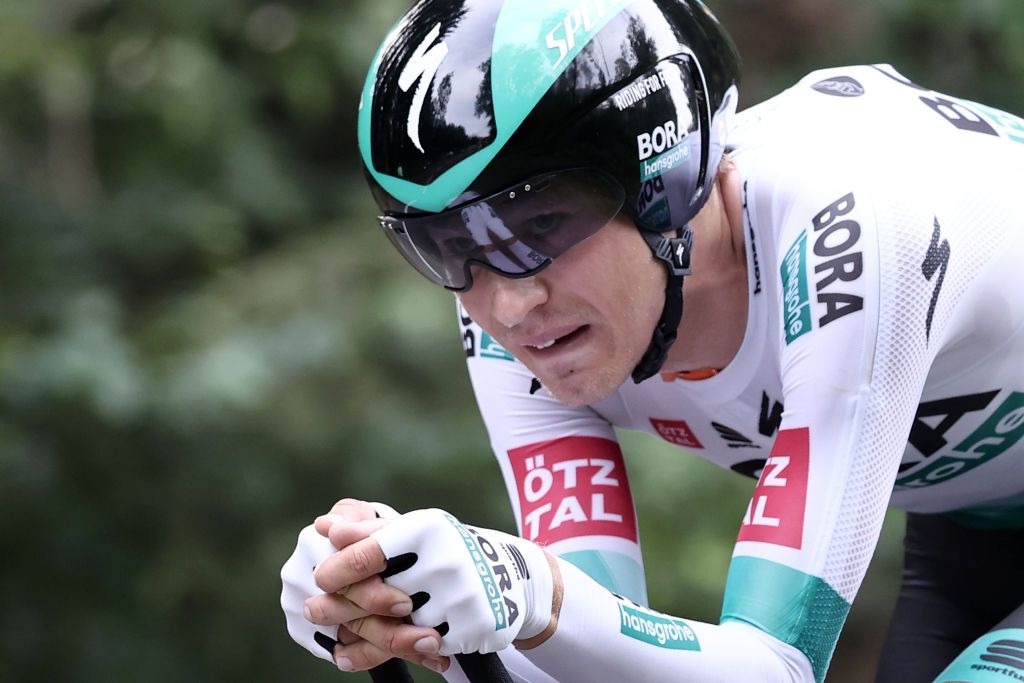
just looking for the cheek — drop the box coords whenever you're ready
[456,271,493,324]
[611,246,666,348]
[559,237,664,352]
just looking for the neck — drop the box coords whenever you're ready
[661,163,748,373]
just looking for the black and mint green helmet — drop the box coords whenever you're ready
[359,0,740,380]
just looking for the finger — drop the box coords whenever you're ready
[315,499,378,536]
[327,518,388,551]
[324,635,450,675]
[336,624,361,646]
[331,498,377,519]
[305,593,369,626]
[335,638,449,673]
[313,515,340,538]
[334,625,450,675]
[313,518,386,549]
[314,536,387,593]
[346,615,443,657]
[346,575,415,617]
[306,576,413,623]
[331,637,391,672]
[420,655,451,675]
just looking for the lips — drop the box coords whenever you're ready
[520,324,583,351]
[516,327,595,367]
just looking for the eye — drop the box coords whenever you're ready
[527,212,565,236]
[443,236,479,256]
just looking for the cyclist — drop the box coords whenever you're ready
[280,1,1024,680]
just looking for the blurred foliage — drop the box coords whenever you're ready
[0,0,1021,681]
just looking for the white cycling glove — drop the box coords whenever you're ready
[280,501,401,662]
[281,524,337,662]
[371,508,554,656]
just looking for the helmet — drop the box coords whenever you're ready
[359,0,740,380]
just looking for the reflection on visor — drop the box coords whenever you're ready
[379,168,626,291]
[459,204,540,273]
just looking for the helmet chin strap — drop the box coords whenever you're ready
[631,226,694,383]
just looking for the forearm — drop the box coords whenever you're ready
[521,559,814,683]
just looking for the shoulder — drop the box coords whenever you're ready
[730,63,963,155]
[731,65,941,260]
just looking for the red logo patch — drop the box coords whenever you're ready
[508,437,637,545]
[737,427,809,549]
[650,418,704,449]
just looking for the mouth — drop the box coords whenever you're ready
[523,325,590,354]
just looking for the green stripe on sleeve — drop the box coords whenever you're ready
[559,549,649,607]
[720,556,851,683]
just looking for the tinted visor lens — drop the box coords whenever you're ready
[379,169,626,291]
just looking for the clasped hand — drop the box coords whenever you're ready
[291,500,556,674]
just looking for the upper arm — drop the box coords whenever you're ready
[723,173,943,680]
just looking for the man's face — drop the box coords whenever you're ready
[458,214,665,407]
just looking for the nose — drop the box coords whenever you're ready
[489,273,548,328]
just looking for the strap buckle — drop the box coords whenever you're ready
[643,226,693,277]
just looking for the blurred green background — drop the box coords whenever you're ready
[1,0,1022,680]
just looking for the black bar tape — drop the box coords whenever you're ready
[456,653,514,683]
[369,658,416,683]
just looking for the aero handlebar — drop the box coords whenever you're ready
[369,653,511,683]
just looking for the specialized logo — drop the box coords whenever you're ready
[811,76,865,98]
[546,0,628,70]
[650,419,703,449]
[669,233,692,272]
[637,120,691,181]
[617,598,701,651]
[737,428,810,549]
[508,437,637,544]
[444,513,520,630]
[898,391,1024,489]
[759,392,785,438]
[398,22,449,153]
[922,217,950,342]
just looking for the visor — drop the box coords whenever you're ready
[378,168,626,290]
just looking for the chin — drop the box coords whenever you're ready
[540,365,631,407]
